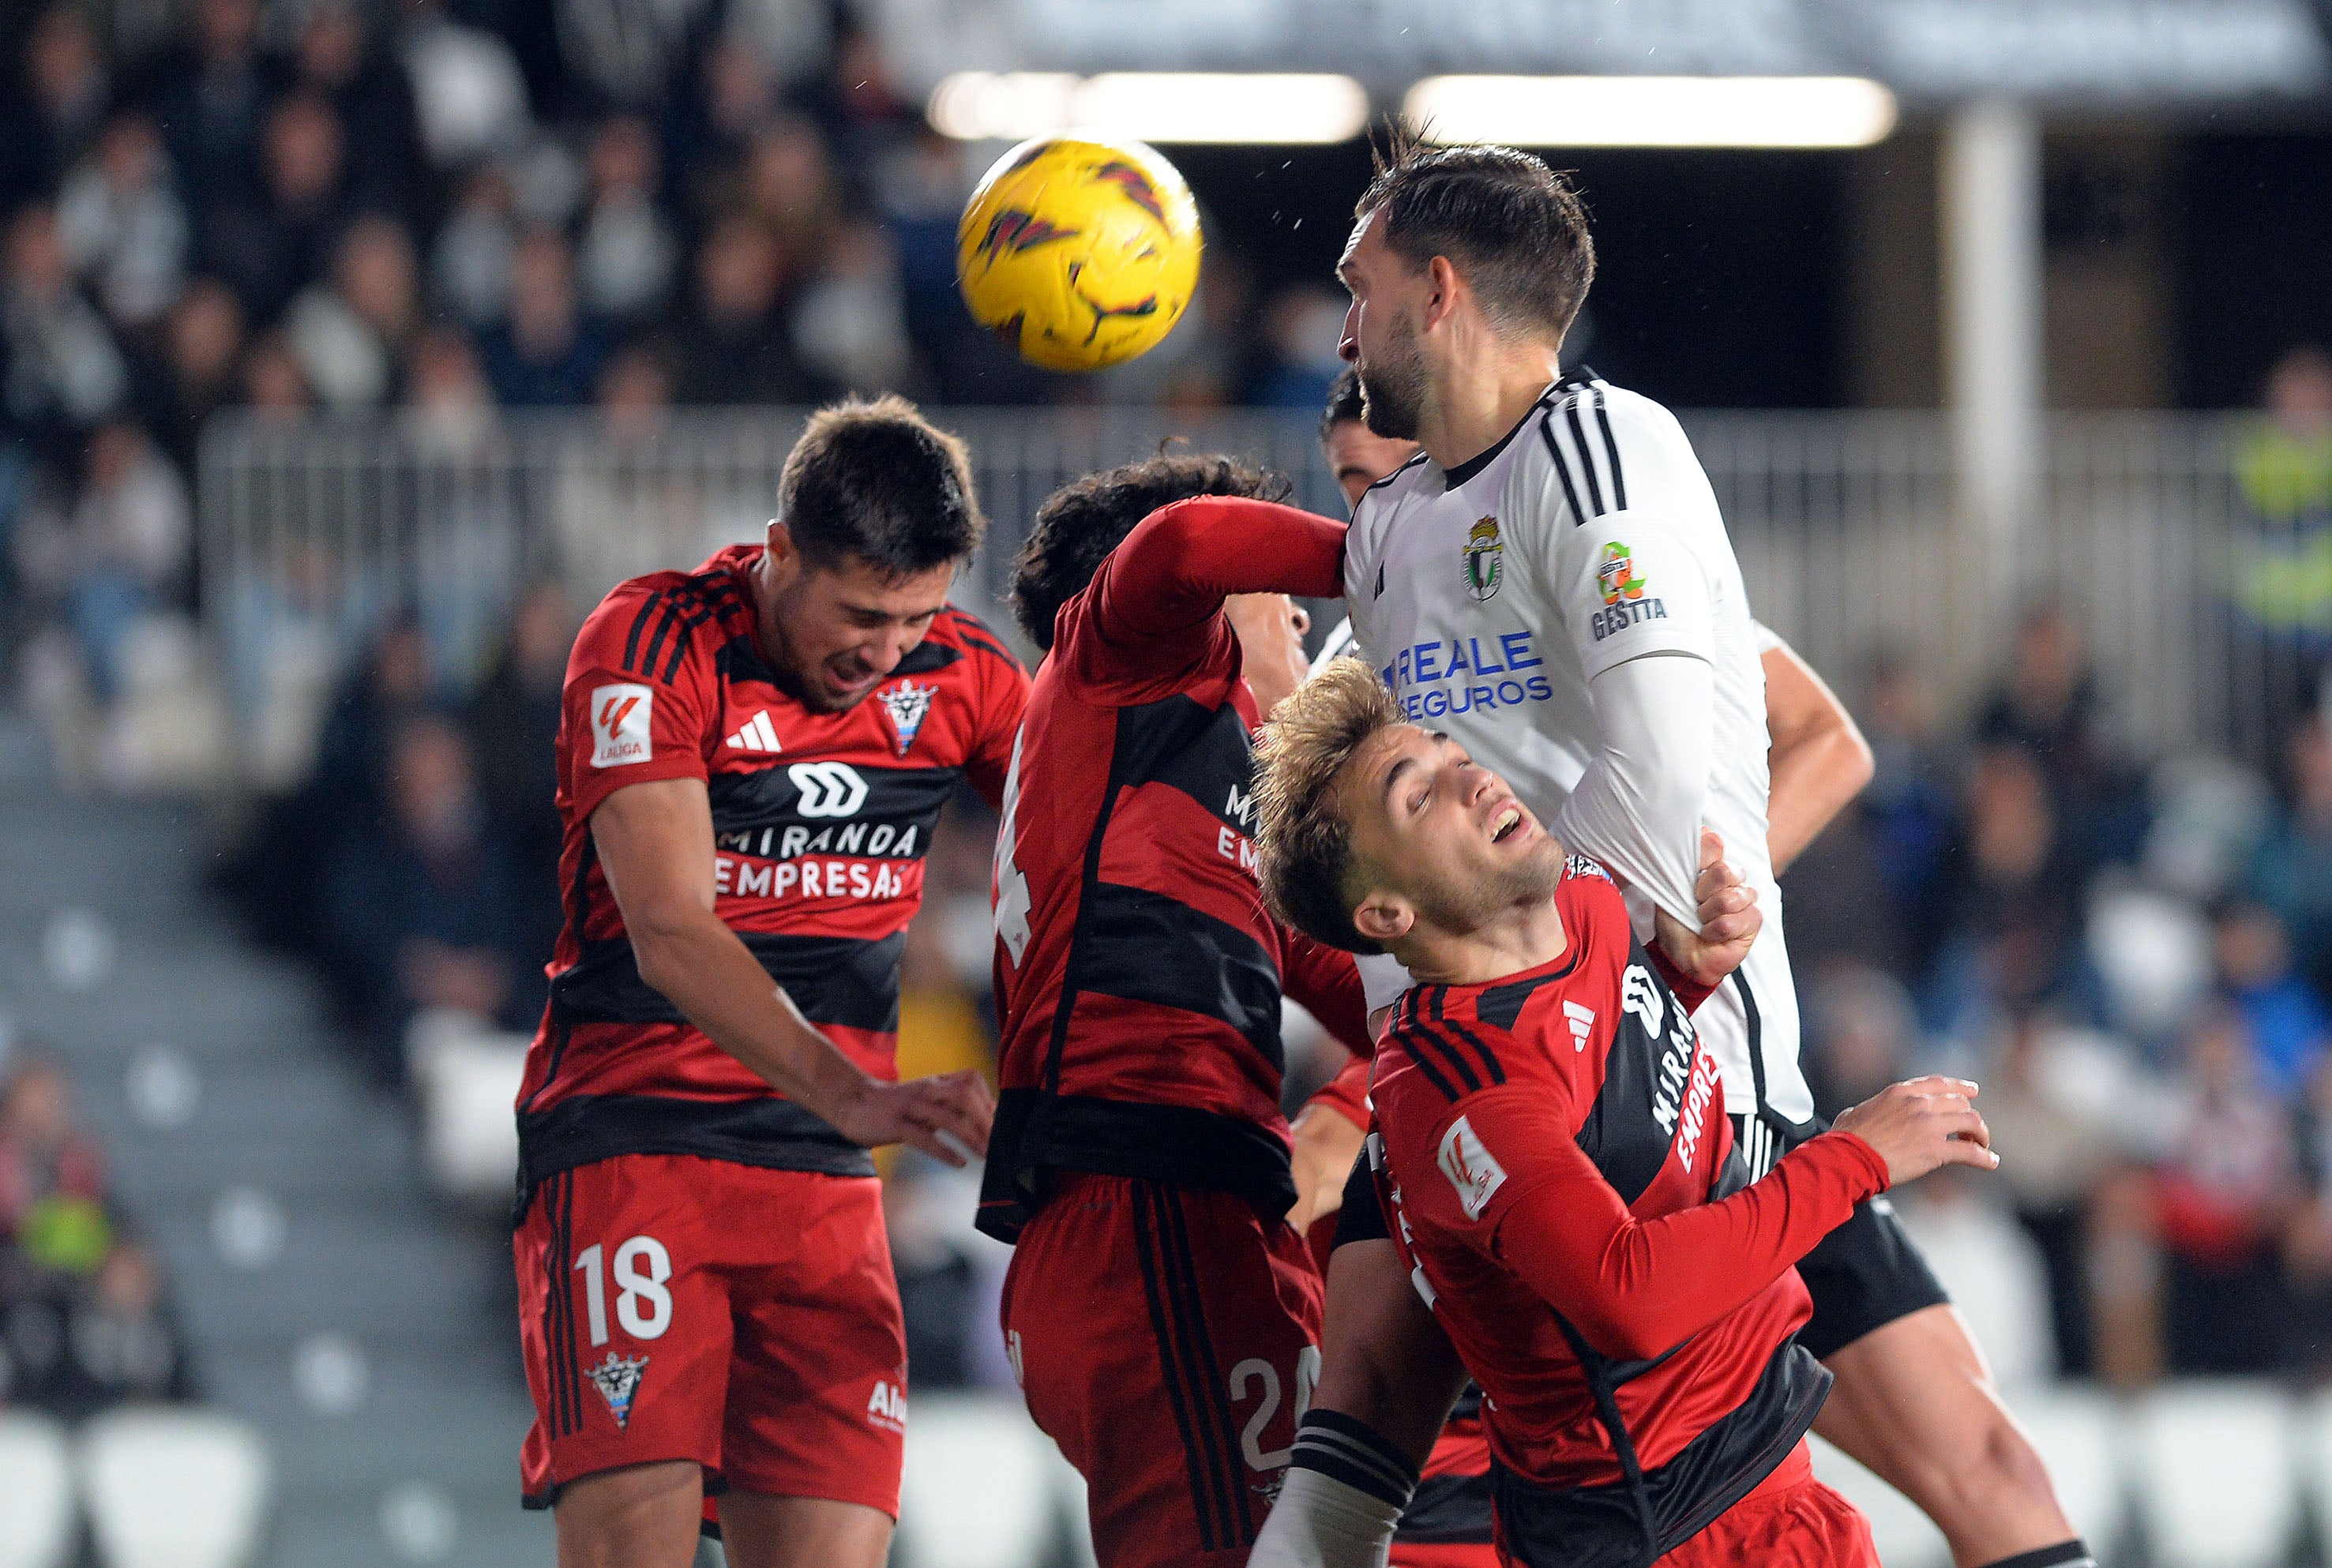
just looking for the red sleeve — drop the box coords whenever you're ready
[1282,932,1373,1058]
[1304,1054,1373,1133]
[1065,497,1346,692]
[1645,946,1718,1015]
[960,632,1031,813]
[1388,1071,1889,1364]
[563,582,716,823]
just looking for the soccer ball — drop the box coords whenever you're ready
[956,137,1202,373]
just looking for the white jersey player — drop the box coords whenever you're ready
[1341,370,1812,1168]
[1252,138,2093,1568]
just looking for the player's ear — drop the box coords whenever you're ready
[1352,887,1414,947]
[764,519,803,587]
[1422,255,1463,332]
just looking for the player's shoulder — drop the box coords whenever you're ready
[1381,985,1545,1105]
[1519,370,1697,527]
[1350,451,1436,530]
[576,555,753,686]
[915,603,1028,681]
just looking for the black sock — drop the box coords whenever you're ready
[1979,1543,2094,1568]
[1286,1409,1421,1510]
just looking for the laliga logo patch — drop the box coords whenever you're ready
[590,684,652,768]
[1462,516,1503,602]
[1436,1114,1508,1221]
[879,681,935,755]
[586,1352,648,1429]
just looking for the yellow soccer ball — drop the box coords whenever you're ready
[956,137,1202,373]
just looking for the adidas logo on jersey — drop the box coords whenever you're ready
[725,711,782,752]
[1564,1001,1595,1052]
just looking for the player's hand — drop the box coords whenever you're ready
[830,1071,996,1166]
[1651,829,1760,987]
[1832,1075,1998,1187]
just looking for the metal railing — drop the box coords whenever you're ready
[198,406,2300,778]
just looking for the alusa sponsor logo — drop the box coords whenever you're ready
[866,1378,908,1433]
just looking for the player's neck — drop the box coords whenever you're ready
[1419,348,1562,474]
[1397,897,1569,987]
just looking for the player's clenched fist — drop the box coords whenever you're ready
[833,1070,997,1165]
[1832,1075,1999,1186]
[1651,827,1761,988]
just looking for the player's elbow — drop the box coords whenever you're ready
[1831,718,1876,796]
[625,906,699,998]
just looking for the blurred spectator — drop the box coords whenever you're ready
[577,115,678,322]
[133,0,274,214]
[740,120,836,283]
[290,1,426,223]
[2236,344,2332,523]
[557,0,715,108]
[464,580,572,977]
[42,1239,198,1418]
[136,279,245,478]
[1249,286,1349,411]
[2151,1004,2302,1372]
[12,422,190,701]
[2,203,130,448]
[239,328,314,419]
[1859,650,1957,975]
[199,92,353,327]
[1973,604,2143,871]
[55,114,190,330]
[668,38,784,217]
[321,711,531,1083]
[597,336,674,434]
[1925,745,2101,1042]
[2251,712,2332,996]
[478,225,607,406]
[397,0,534,169]
[431,165,521,328]
[2213,900,2331,1100]
[400,327,499,456]
[0,1060,110,1270]
[1895,1168,2056,1392]
[4,9,114,212]
[792,219,911,395]
[287,216,422,409]
[1802,962,1917,1120]
[674,212,818,403]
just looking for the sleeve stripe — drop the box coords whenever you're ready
[659,604,722,683]
[1391,1026,1464,1102]
[1538,418,1590,527]
[1564,400,1608,516]
[1591,386,1628,512]
[1429,989,1507,1086]
[620,591,666,674]
[1400,1020,1483,1096]
[637,598,687,681]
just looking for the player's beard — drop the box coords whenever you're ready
[1358,309,1429,441]
[1410,837,1565,936]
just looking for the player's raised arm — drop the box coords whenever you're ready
[1758,626,1874,873]
[591,778,993,1164]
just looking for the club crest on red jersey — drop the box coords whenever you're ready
[879,681,936,754]
[586,1351,648,1428]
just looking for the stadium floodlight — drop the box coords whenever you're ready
[1402,76,1899,149]
[928,72,1370,144]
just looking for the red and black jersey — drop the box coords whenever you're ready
[977,497,1369,1242]
[516,544,1028,1193]
[1363,859,1891,1566]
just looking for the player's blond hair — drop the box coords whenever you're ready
[1252,658,1403,955]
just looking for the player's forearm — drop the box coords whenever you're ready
[631,911,877,1115]
[1102,498,1346,639]
[1550,654,1713,931]
[1503,1130,1889,1362]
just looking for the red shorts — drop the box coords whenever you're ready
[1392,1544,1502,1568]
[1642,1443,1876,1568]
[1001,1174,1324,1568]
[516,1154,907,1516]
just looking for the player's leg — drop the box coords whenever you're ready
[1005,1173,1325,1568]
[1789,1192,2082,1567]
[515,1158,738,1567]
[1812,1303,2078,1566]
[551,1461,705,1568]
[716,1494,892,1568]
[714,1168,906,1568]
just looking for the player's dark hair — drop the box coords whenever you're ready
[1253,658,1403,955]
[1355,125,1594,347]
[1319,366,1368,445]
[1008,451,1291,651]
[777,394,985,578]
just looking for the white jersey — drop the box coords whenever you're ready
[1340,373,1814,1136]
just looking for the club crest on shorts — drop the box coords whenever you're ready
[586,1352,648,1429]
[1463,516,1503,602]
[878,681,935,754]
